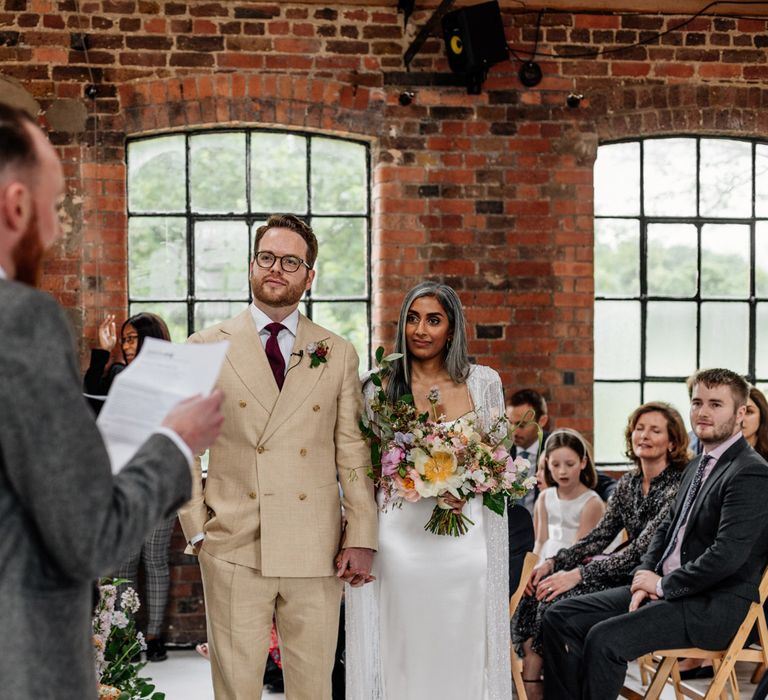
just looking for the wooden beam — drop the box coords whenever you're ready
[294,1,768,17]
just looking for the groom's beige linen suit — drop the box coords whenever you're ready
[178,309,377,700]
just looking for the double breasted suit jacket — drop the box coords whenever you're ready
[178,309,377,577]
[638,437,768,647]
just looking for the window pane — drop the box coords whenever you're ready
[756,144,768,217]
[644,138,696,217]
[757,222,768,297]
[195,301,248,331]
[312,302,368,365]
[700,139,752,218]
[594,142,639,216]
[251,132,307,214]
[190,132,247,214]
[311,138,367,214]
[129,301,187,342]
[127,135,186,213]
[194,221,250,300]
[128,217,186,300]
[594,219,639,297]
[646,302,696,377]
[312,218,367,298]
[644,382,692,433]
[701,224,750,298]
[756,303,768,379]
[700,302,749,374]
[647,223,697,297]
[594,301,640,379]
[594,382,640,463]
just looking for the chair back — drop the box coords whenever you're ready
[509,551,539,619]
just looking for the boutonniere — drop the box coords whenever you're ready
[306,339,330,368]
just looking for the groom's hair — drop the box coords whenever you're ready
[687,368,749,408]
[253,214,318,269]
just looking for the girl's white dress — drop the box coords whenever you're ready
[538,487,601,560]
[345,365,512,700]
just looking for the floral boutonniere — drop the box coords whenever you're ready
[306,338,330,368]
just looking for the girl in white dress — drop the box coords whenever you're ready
[534,429,604,561]
[346,282,512,700]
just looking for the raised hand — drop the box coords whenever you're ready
[98,314,117,352]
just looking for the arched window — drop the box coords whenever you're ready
[594,136,768,466]
[126,129,371,362]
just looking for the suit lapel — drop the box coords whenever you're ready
[260,315,329,444]
[222,309,280,413]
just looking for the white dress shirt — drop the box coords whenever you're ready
[249,303,299,374]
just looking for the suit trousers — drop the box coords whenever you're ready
[199,549,343,700]
[542,586,693,700]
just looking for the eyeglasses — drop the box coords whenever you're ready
[121,334,139,346]
[254,251,311,273]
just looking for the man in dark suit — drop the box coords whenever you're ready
[0,104,224,699]
[542,368,768,700]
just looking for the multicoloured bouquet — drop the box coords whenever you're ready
[92,579,164,700]
[360,349,536,536]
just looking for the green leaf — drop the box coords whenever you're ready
[371,440,381,467]
[375,346,385,364]
[399,393,414,405]
[370,372,382,387]
[483,491,506,516]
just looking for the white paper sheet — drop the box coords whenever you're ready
[96,337,229,473]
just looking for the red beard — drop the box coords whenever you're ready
[11,211,44,287]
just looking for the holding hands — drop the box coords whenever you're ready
[336,547,376,587]
[98,314,117,351]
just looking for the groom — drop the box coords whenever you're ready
[178,214,378,700]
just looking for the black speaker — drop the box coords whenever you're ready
[441,1,508,76]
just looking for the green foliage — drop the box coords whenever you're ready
[483,491,506,516]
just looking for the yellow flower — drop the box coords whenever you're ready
[424,451,456,483]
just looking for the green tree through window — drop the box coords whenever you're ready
[126,130,371,365]
[594,137,768,467]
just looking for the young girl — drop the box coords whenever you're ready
[533,429,605,561]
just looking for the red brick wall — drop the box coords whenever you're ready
[3,0,767,642]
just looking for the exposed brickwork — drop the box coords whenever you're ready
[3,1,768,642]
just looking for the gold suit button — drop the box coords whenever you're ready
[257,446,265,454]
[239,400,247,408]
[248,492,257,499]
[298,493,307,500]
[300,448,307,456]
[313,405,320,412]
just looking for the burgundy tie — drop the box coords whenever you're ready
[264,322,286,390]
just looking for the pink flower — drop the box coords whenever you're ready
[394,472,422,502]
[381,446,404,476]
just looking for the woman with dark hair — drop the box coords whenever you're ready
[512,401,689,699]
[346,281,512,699]
[744,386,768,460]
[83,311,174,663]
[84,312,171,409]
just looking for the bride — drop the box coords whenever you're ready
[346,281,512,699]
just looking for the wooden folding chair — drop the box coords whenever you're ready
[510,552,540,700]
[641,566,768,700]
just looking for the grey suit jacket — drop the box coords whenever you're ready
[0,280,192,699]
[638,437,768,647]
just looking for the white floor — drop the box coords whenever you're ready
[140,650,285,700]
[144,650,761,700]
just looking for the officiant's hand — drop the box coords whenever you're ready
[335,547,375,587]
[163,390,224,456]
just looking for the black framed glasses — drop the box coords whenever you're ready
[254,251,311,273]
[121,334,139,346]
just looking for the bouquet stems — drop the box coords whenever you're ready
[424,503,475,536]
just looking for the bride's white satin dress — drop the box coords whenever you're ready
[346,365,512,700]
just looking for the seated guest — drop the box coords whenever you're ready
[507,389,550,514]
[513,402,687,698]
[542,368,768,700]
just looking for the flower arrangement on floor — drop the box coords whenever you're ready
[93,579,165,700]
[360,348,537,536]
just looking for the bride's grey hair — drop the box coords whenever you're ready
[385,281,470,403]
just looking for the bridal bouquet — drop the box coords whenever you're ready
[360,349,536,536]
[92,579,165,700]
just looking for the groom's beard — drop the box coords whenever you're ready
[11,211,45,287]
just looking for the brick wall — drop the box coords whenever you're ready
[3,0,768,642]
